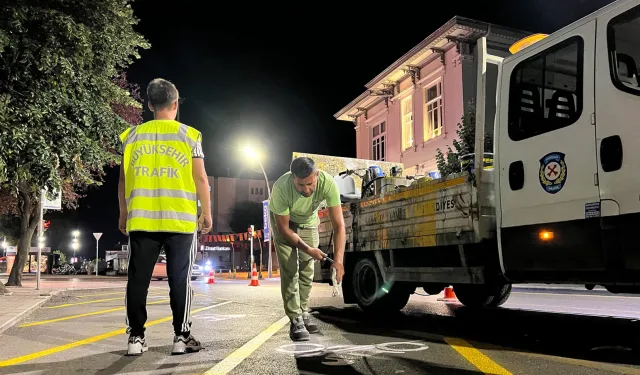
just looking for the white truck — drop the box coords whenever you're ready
[314,0,640,312]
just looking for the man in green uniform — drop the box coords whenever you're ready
[270,157,346,341]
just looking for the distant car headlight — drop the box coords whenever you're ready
[192,265,202,271]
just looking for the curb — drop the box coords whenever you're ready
[0,290,61,335]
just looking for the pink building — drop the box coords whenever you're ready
[335,17,530,177]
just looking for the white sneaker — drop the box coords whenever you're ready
[171,334,203,355]
[127,335,148,356]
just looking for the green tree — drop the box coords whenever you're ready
[229,201,264,234]
[0,0,149,290]
[53,250,67,265]
[435,101,493,177]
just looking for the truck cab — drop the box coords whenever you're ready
[497,0,640,291]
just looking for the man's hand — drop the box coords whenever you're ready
[118,212,128,236]
[331,261,345,283]
[199,214,213,234]
[305,247,327,261]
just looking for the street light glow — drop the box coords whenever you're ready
[72,230,80,237]
[243,145,259,160]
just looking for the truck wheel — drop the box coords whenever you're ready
[454,283,512,308]
[488,283,512,307]
[352,258,411,313]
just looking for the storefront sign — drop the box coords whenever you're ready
[201,245,232,252]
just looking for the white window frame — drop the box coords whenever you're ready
[371,121,387,161]
[401,95,414,150]
[424,79,443,141]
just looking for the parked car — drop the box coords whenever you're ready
[152,256,203,281]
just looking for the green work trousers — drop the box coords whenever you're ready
[273,220,319,321]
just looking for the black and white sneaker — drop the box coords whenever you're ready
[127,335,148,356]
[171,334,203,355]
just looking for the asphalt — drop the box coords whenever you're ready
[0,279,639,374]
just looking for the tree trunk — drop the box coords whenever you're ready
[6,189,39,287]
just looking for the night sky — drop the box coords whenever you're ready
[45,0,614,258]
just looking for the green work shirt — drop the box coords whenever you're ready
[270,170,341,227]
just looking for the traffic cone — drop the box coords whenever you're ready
[207,270,215,284]
[437,286,458,302]
[249,263,260,287]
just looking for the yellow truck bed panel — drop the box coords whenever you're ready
[318,175,477,251]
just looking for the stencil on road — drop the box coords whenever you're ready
[276,341,429,365]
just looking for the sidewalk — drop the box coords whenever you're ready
[0,288,58,334]
[0,275,128,334]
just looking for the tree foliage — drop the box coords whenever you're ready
[229,201,264,234]
[435,102,493,177]
[0,0,149,287]
[53,249,67,265]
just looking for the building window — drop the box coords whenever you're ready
[424,81,443,141]
[608,5,640,96]
[372,121,386,161]
[401,95,413,150]
[508,36,584,141]
[260,188,264,195]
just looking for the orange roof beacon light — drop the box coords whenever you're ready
[509,33,549,55]
[539,230,554,241]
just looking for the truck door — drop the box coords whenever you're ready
[595,1,640,279]
[498,20,605,281]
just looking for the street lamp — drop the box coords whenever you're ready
[242,145,273,278]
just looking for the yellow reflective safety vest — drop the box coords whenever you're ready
[120,120,202,234]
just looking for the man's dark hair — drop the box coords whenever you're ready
[290,157,317,178]
[147,78,179,110]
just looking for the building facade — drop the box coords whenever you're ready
[335,17,530,177]
[210,177,274,233]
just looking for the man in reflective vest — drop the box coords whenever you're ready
[118,78,212,356]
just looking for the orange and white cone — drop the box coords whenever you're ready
[207,270,215,284]
[249,263,260,287]
[437,286,458,302]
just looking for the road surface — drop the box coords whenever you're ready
[0,278,639,374]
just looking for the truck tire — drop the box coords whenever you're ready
[454,282,511,308]
[488,283,512,307]
[352,258,411,313]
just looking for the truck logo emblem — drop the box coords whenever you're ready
[539,152,567,194]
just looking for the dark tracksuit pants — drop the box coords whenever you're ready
[126,231,197,337]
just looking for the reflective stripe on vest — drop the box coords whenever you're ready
[120,120,201,234]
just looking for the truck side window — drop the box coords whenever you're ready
[608,5,640,94]
[508,37,584,141]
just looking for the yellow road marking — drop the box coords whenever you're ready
[444,337,512,375]
[46,294,166,309]
[76,291,126,298]
[0,301,233,367]
[75,286,168,298]
[19,299,171,328]
[478,341,640,375]
[203,316,289,375]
